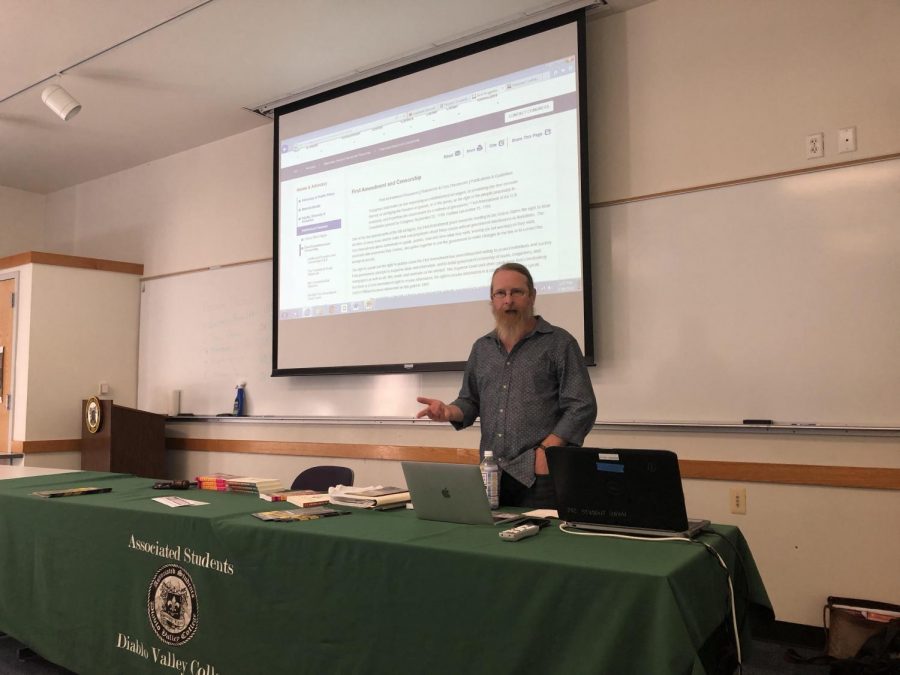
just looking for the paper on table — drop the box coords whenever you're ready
[153,496,209,508]
[523,508,558,519]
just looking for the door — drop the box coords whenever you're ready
[0,278,15,453]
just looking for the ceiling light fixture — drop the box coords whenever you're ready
[41,83,82,121]
[0,0,216,112]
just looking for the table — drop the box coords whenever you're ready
[0,470,771,675]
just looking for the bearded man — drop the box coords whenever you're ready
[416,262,596,508]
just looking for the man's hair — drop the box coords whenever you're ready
[491,262,534,293]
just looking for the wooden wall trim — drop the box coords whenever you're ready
[22,437,900,489]
[166,437,478,464]
[0,251,143,275]
[18,439,82,453]
[679,460,900,490]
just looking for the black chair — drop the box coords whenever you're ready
[290,465,354,491]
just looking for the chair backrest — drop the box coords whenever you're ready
[290,465,354,491]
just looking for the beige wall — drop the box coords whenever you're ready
[23,0,900,625]
[44,125,271,278]
[587,0,900,201]
[0,186,44,256]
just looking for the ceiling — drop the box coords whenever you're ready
[0,0,647,195]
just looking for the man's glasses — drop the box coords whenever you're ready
[491,288,528,300]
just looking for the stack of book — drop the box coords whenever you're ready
[195,473,240,491]
[225,477,284,495]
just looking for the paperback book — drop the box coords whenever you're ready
[330,486,410,509]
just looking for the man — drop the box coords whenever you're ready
[416,262,596,508]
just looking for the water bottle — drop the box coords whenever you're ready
[480,451,500,510]
[232,382,246,416]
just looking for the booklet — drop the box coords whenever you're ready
[252,506,350,522]
[32,486,112,498]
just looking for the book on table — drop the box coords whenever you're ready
[330,486,411,509]
[224,477,285,495]
[258,489,331,507]
[284,491,331,507]
[195,473,241,491]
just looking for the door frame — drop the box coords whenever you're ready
[0,271,20,456]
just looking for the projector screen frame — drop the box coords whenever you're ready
[272,10,593,377]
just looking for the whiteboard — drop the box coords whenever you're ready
[137,262,423,417]
[139,158,900,425]
[590,158,900,425]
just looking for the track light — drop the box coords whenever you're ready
[41,84,82,121]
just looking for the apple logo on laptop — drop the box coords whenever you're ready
[441,487,451,498]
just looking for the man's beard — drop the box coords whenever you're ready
[493,305,534,344]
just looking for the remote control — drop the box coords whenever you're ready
[499,523,541,541]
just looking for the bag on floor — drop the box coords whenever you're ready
[829,619,900,675]
[826,597,900,660]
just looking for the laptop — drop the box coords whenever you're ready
[546,447,710,538]
[401,462,526,526]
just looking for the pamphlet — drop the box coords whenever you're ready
[32,486,112,498]
[252,506,350,522]
[523,508,559,519]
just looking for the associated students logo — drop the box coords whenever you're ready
[147,564,199,645]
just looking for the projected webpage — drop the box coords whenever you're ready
[277,57,582,321]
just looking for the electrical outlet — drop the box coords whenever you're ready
[729,487,747,515]
[806,132,824,159]
[839,126,857,153]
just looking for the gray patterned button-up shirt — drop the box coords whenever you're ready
[450,316,597,487]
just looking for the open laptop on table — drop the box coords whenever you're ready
[401,462,527,526]
[546,447,709,538]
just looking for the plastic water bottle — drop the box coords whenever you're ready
[232,382,246,416]
[480,451,500,510]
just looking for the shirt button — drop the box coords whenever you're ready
[502,384,507,389]
[506,361,511,366]
[499,408,504,413]
[497,433,503,438]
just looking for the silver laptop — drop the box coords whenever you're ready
[547,447,710,538]
[401,462,525,526]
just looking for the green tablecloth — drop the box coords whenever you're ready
[0,471,771,675]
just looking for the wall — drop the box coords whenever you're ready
[34,0,900,625]
[587,0,900,201]
[0,186,44,256]
[44,125,271,278]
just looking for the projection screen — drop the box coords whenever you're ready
[273,12,592,375]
